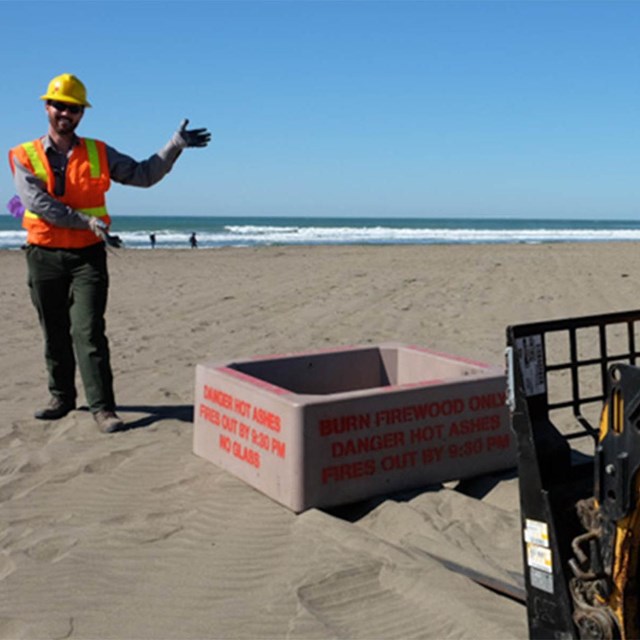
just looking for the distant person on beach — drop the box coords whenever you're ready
[8,73,211,433]
[190,232,198,249]
[150,232,156,248]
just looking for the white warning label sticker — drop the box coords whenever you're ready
[524,518,549,548]
[527,543,552,573]
[515,335,545,397]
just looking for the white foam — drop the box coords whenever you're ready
[3,224,640,250]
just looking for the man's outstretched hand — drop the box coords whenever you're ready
[177,119,211,148]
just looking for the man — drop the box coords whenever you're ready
[8,73,210,433]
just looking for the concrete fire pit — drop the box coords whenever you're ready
[193,343,514,512]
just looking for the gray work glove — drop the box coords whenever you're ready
[87,216,108,240]
[176,119,211,148]
[86,216,123,248]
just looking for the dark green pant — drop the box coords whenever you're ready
[26,243,115,413]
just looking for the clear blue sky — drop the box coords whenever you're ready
[2,0,639,219]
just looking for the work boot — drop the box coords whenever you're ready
[34,396,76,420]
[93,410,125,434]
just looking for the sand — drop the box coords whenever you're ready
[2,242,639,639]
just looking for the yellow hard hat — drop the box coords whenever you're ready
[40,73,91,107]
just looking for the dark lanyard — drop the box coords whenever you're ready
[46,149,69,197]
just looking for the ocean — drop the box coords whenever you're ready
[2,215,640,250]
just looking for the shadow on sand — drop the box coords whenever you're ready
[325,467,518,522]
[113,404,194,431]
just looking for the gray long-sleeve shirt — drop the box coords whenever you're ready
[12,131,187,229]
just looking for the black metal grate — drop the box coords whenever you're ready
[509,310,640,441]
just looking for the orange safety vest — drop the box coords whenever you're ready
[8,137,111,249]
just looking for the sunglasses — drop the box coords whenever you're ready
[48,100,84,115]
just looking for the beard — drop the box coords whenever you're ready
[48,111,80,136]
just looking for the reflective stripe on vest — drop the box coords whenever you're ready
[21,141,48,183]
[85,138,101,179]
[23,205,107,220]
